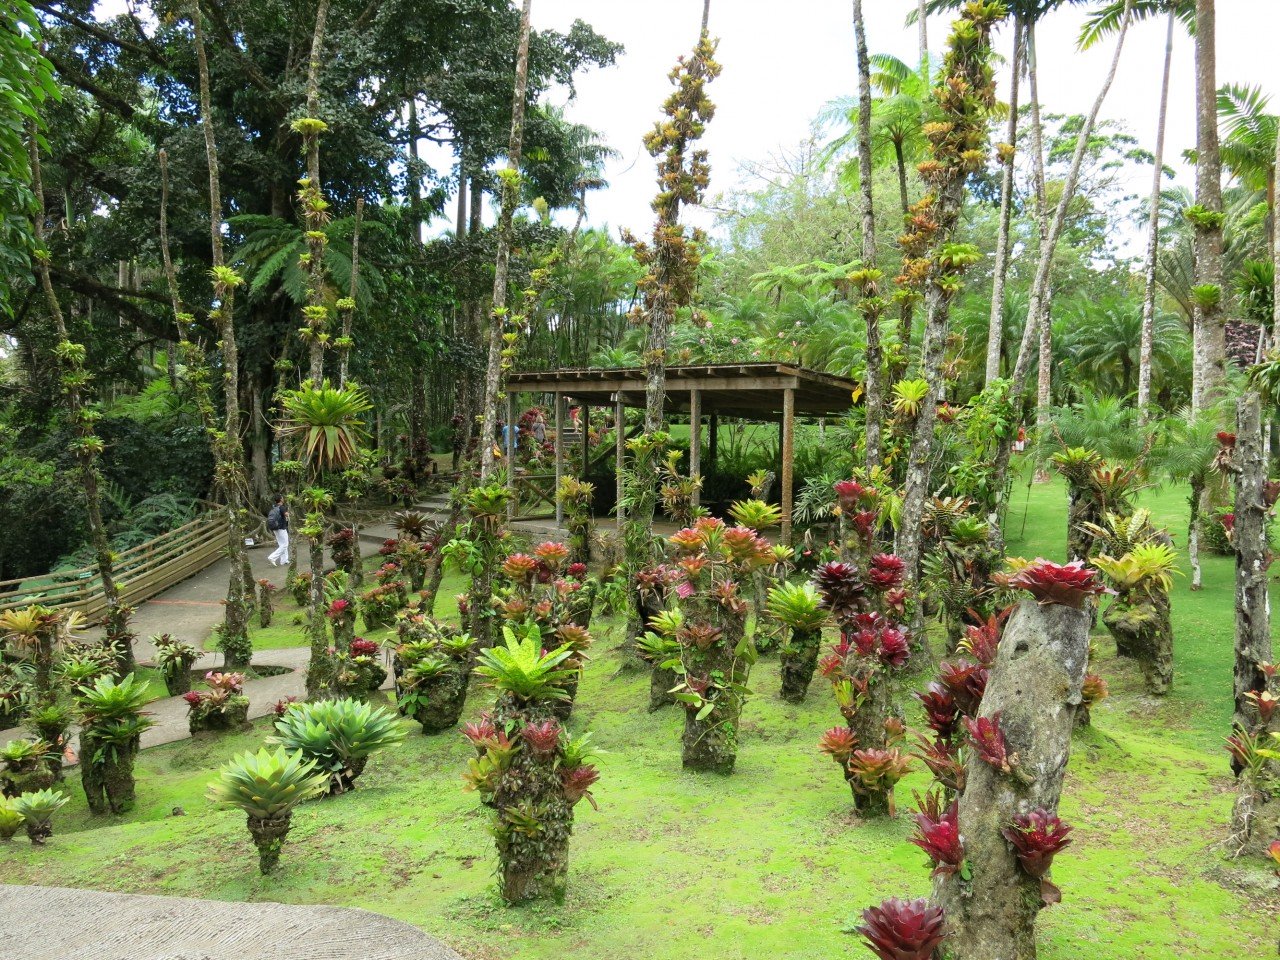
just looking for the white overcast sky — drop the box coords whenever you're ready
[516,0,1280,242]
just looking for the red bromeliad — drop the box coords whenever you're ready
[520,719,561,755]
[1008,559,1110,610]
[560,763,600,809]
[1001,809,1073,878]
[867,553,905,590]
[915,682,960,740]
[856,897,947,960]
[910,797,964,877]
[965,712,1016,774]
[818,726,858,763]
[939,661,988,717]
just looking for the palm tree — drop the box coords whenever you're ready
[1191,0,1226,415]
[1082,1,1195,419]
[1071,296,1188,397]
[1217,83,1278,346]
[1151,408,1225,590]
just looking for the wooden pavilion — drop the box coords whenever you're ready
[503,363,860,543]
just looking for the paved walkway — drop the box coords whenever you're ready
[0,885,462,960]
[0,527,398,754]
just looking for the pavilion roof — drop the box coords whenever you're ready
[504,363,858,419]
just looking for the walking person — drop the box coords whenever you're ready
[266,495,289,567]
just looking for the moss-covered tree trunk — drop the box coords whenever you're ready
[779,628,822,703]
[1102,586,1173,694]
[681,608,748,775]
[933,599,1090,960]
[847,668,896,816]
[248,814,293,874]
[78,733,139,815]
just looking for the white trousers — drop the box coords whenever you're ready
[268,528,289,565]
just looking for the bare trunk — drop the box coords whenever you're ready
[984,17,1023,387]
[917,0,928,84]
[1028,26,1052,484]
[1191,0,1226,415]
[1137,14,1175,421]
[991,5,1133,533]
[479,0,533,481]
[190,0,253,666]
[852,0,882,472]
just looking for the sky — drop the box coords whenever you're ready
[493,0,1280,244]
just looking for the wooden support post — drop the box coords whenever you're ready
[554,391,564,529]
[708,412,719,475]
[689,389,702,507]
[781,388,795,545]
[580,404,590,477]
[615,395,626,524]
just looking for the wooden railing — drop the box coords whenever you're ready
[513,472,558,519]
[0,512,231,618]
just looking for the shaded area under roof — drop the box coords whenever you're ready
[505,363,859,419]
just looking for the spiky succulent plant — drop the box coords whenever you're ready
[474,627,576,702]
[765,581,827,633]
[12,787,68,844]
[268,697,404,792]
[207,747,328,821]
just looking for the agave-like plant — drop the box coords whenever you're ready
[728,498,784,532]
[207,746,329,874]
[474,627,576,703]
[891,378,930,418]
[0,796,23,840]
[12,787,69,844]
[767,581,828,704]
[75,673,155,814]
[277,381,372,471]
[268,697,404,793]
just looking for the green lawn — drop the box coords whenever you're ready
[5,471,1275,959]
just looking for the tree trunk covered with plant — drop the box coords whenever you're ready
[394,616,475,734]
[620,17,720,645]
[1103,584,1172,689]
[25,129,128,675]
[814,556,911,817]
[189,0,254,668]
[467,632,601,904]
[933,597,1089,960]
[76,674,154,816]
[1232,392,1273,734]
[851,0,883,472]
[766,581,827,704]
[893,2,1002,595]
[667,519,772,775]
[479,0,533,481]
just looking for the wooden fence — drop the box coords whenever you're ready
[0,512,232,618]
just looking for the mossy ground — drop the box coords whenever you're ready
[5,469,1276,959]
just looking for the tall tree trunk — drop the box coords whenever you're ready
[894,6,1001,606]
[1028,25,1053,484]
[302,0,333,386]
[337,197,363,388]
[987,4,1134,539]
[1137,13,1175,422]
[190,0,254,668]
[1232,391,1272,735]
[1191,0,1226,415]
[1272,126,1280,350]
[852,0,883,472]
[984,16,1023,387]
[479,0,533,481]
[916,0,928,83]
[27,128,125,667]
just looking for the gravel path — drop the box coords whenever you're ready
[0,885,463,960]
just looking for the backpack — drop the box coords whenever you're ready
[266,504,284,532]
